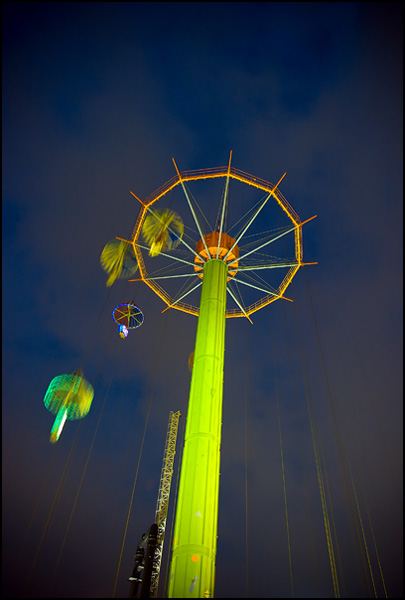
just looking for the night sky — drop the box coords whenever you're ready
[2,2,403,598]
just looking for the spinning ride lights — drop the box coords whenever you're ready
[43,371,94,443]
[112,303,144,338]
[100,238,139,287]
[142,208,184,257]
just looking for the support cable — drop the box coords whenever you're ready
[304,271,381,597]
[328,307,389,598]
[49,376,113,591]
[349,467,378,598]
[22,283,124,594]
[132,242,197,269]
[360,477,388,598]
[226,285,252,323]
[301,289,346,598]
[47,278,135,594]
[275,378,294,597]
[112,312,170,597]
[162,280,202,312]
[216,151,232,259]
[147,258,196,278]
[238,229,289,253]
[228,216,316,269]
[282,301,320,596]
[172,158,211,259]
[19,208,140,595]
[22,420,84,595]
[313,401,346,598]
[182,180,213,233]
[9,444,61,589]
[270,327,294,597]
[228,278,247,315]
[244,343,250,598]
[227,194,267,238]
[343,389,389,598]
[292,304,340,598]
[334,283,396,597]
[223,173,286,263]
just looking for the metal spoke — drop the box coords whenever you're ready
[163,280,203,310]
[130,191,199,257]
[146,259,192,278]
[229,215,316,267]
[243,268,278,292]
[236,262,299,271]
[133,242,197,268]
[222,192,273,261]
[181,226,201,245]
[235,261,317,272]
[232,276,293,301]
[223,172,286,262]
[217,151,232,259]
[239,225,287,242]
[193,192,213,232]
[173,158,210,259]
[228,223,297,266]
[227,285,253,323]
[127,173,315,320]
[238,230,287,252]
[132,272,200,282]
[227,195,264,237]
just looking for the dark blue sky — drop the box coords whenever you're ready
[2,2,402,598]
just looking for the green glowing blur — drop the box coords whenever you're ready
[44,372,94,443]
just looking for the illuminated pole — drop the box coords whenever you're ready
[168,258,228,598]
[126,160,315,597]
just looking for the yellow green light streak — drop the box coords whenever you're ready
[168,259,228,598]
[50,407,68,443]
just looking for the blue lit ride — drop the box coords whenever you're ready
[112,303,144,338]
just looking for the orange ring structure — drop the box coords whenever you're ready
[124,163,311,319]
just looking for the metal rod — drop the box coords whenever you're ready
[232,276,293,301]
[235,261,317,272]
[226,284,253,323]
[132,272,199,282]
[131,242,197,268]
[223,172,286,262]
[172,157,211,259]
[229,224,297,265]
[162,280,203,311]
[229,215,316,266]
[216,151,232,259]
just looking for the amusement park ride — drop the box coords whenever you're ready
[44,153,316,598]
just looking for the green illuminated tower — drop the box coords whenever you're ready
[120,155,316,597]
[168,257,228,598]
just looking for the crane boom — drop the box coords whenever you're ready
[149,410,181,598]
